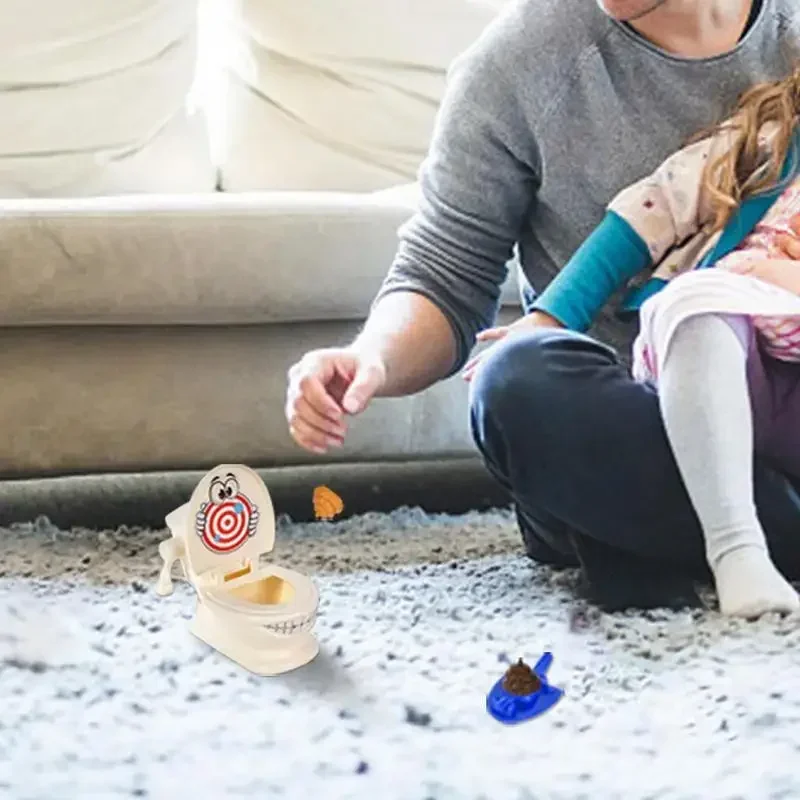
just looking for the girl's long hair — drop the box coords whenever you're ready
[701,64,800,232]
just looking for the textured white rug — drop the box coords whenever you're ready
[1,509,799,800]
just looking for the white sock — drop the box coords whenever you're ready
[658,314,798,618]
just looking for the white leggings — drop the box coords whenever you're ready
[658,313,799,617]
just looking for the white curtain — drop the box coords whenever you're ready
[207,0,508,192]
[0,0,214,196]
[0,0,505,196]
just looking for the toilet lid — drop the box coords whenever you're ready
[183,464,276,576]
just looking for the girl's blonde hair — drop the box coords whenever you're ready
[701,65,800,232]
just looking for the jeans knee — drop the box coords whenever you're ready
[468,328,574,452]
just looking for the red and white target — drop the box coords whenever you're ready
[201,494,256,554]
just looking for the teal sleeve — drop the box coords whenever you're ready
[531,211,652,332]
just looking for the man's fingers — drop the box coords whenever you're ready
[462,351,491,382]
[289,416,340,454]
[297,374,344,420]
[462,354,481,374]
[476,327,509,342]
[341,363,384,415]
[789,214,800,237]
[467,329,508,378]
[288,394,347,442]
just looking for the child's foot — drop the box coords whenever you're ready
[714,546,800,618]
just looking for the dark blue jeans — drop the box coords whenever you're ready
[469,328,800,610]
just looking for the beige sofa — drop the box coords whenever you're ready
[0,191,519,523]
[0,0,516,525]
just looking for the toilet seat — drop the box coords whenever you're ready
[199,564,319,636]
[156,464,320,675]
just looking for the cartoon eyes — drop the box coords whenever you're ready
[209,479,227,503]
[208,474,240,503]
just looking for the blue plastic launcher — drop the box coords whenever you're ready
[486,652,563,725]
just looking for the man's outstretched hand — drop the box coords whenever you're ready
[285,347,387,453]
[286,210,800,452]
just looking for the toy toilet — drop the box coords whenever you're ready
[155,464,319,675]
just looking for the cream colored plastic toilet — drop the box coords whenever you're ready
[155,464,319,675]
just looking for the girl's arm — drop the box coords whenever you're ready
[533,131,728,331]
[531,211,651,331]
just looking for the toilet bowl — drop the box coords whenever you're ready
[156,464,319,675]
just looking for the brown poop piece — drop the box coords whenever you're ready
[502,658,542,696]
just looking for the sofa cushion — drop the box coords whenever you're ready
[0,323,494,478]
[0,317,525,477]
[0,0,214,196]
[211,0,508,191]
[0,193,520,327]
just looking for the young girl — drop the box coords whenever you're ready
[465,65,800,619]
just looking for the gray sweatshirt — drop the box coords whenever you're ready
[375,0,800,369]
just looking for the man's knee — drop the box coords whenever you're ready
[470,330,549,419]
[468,327,600,427]
[468,328,586,462]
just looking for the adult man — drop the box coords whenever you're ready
[285,0,800,609]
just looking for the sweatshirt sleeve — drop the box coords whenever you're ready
[531,211,651,331]
[371,29,541,375]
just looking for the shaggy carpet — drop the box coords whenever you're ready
[1,509,799,800]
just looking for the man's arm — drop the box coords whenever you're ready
[352,292,456,397]
[355,21,541,395]
[286,9,543,452]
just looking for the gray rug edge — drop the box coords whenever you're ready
[0,458,511,530]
